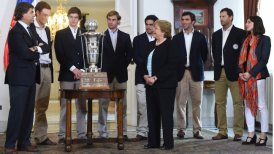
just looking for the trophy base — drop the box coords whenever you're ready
[80,72,110,90]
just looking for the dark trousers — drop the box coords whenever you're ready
[5,85,36,148]
[146,88,175,148]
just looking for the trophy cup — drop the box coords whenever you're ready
[79,19,109,89]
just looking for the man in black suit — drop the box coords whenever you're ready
[133,15,158,141]
[173,12,208,139]
[97,10,133,139]
[32,1,56,145]
[4,2,50,153]
[54,7,87,143]
[211,8,246,141]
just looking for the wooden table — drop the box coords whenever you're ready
[60,89,125,152]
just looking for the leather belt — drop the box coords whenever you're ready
[40,63,50,67]
[185,67,191,70]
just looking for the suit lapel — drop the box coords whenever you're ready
[105,30,115,52]
[179,32,187,55]
[17,22,33,40]
[223,26,234,50]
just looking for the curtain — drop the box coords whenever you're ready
[244,0,259,23]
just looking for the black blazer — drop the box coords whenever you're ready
[54,27,87,81]
[245,35,271,78]
[212,25,246,81]
[142,38,178,89]
[5,22,40,86]
[172,31,208,82]
[133,32,150,85]
[30,23,54,83]
[98,29,133,83]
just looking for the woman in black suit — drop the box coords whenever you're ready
[142,20,178,150]
[239,16,271,146]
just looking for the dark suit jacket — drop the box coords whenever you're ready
[54,27,87,81]
[142,39,179,89]
[98,29,133,83]
[5,22,40,86]
[30,23,54,83]
[212,25,246,81]
[172,30,208,82]
[133,32,151,85]
[245,35,271,78]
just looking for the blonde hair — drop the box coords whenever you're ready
[154,20,171,38]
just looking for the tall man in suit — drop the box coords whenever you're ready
[98,10,133,139]
[4,2,50,153]
[173,11,208,139]
[211,8,246,141]
[54,7,87,143]
[32,1,56,145]
[133,15,158,141]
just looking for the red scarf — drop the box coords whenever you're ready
[238,34,261,116]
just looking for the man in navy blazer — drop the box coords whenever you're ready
[54,7,87,143]
[133,15,158,141]
[4,2,50,153]
[172,12,208,139]
[211,8,246,141]
[97,10,133,139]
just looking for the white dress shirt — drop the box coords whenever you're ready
[221,24,233,66]
[108,28,118,51]
[183,28,194,67]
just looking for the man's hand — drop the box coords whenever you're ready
[72,68,82,79]
[29,46,37,52]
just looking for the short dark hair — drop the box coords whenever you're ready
[248,16,265,35]
[145,15,158,23]
[14,2,34,21]
[220,8,233,17]
[182,11,196,21]
[35,1,51,13]
[67,7,82,20]
[106,10,121,20]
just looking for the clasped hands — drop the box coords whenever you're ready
[144,75,157,86]
[29,43,44,52]
[239,72,251,82]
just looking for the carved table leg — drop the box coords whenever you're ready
[65,99,72,152]
[87,98,93,146]
[116,98,124,150]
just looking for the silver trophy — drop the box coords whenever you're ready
[81,19,104,72]
[79,19,109,89]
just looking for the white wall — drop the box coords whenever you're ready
[0,0,17,132]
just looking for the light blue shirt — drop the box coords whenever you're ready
[147,49,155,76]
[108,28,118,51]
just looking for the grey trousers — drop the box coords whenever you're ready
[98,78,127,138]
[58,81,87,139]
[33,67,51,143]
[136,84,148,137]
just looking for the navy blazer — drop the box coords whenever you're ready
[172,30,208,82]
[142,39,179,89]
[244,35,271,78]
[212,26,246,81]
[5,22,40,86]
[98,29,133,83]
[133,32,150,85]
[54,27,87,81]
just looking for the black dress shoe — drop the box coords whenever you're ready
[58,138,65,144]
[177,130,185,139]
[124,135,129,141]
[193,131,204,139]
[144,144,159,149]
[160,145,173,150]
[242,134,257,145]
[255,136,268,146]
[37,138,57,145]
[17,145,39,152]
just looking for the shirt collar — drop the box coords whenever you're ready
[69,26,78,33]
[146,32,154,39]
[18,20,29,29]
[34,18,45,29]
[108,28,118,34]
[183,28,194,34]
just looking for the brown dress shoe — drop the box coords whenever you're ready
[177,130,185,139]
[4,148,17,154]
[212,133,228,140]
[37,138,57,145]
[17,145,39,152]
[233,134,242,141]
[193,132,204,139]
[136,135,148,141]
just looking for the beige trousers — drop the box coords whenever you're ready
[215,69,244,136]
[176,70,203,133]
